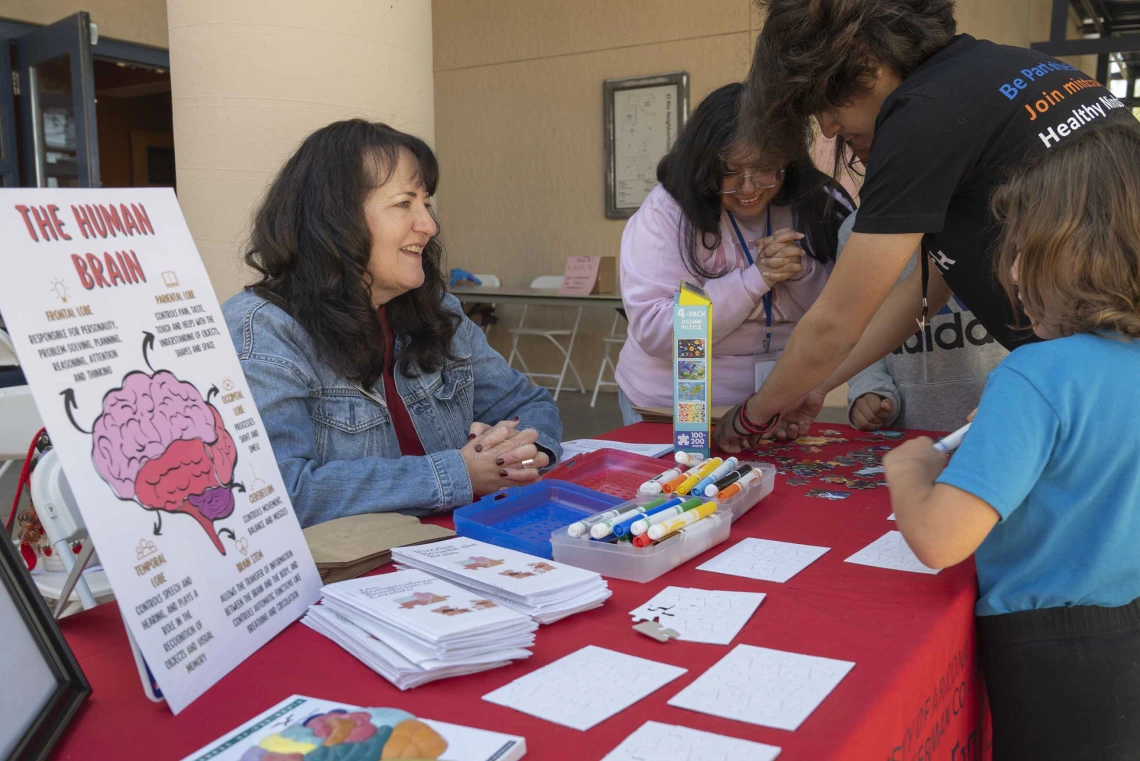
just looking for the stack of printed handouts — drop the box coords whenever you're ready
[301,568,538,690]
[392,537,611,624]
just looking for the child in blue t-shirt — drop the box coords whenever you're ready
[884,122,1140,761]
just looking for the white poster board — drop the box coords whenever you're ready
[604,72,688,219]
[0,188,321,713]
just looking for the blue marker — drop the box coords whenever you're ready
[693,457,739,496]
[612,498,682,538]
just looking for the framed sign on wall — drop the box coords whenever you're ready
[0,531,90,761]
[604,71,690,219]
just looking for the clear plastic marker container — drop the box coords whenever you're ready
[550,461,776,582]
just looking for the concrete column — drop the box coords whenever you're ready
[167,0,435,300]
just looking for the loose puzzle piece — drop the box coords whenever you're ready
[806,489,850,500]
[633,621,680,643]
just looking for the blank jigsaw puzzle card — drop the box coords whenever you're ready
[601,720,781,761]
[844,530,939,575]
[668,644,855,731]
[483,645,687,731]
[629,587,765,646]
[696,538,830,583]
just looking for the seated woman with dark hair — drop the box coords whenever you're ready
[223,119,561,527]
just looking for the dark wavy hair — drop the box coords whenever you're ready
[739,0,957,165]
[657,82,854,280]
[244,119,457,387]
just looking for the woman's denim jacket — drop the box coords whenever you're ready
[222,289,562,527]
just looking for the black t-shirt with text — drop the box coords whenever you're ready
[852,34,1136,349]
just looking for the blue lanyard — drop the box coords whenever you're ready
[727,208,773,353]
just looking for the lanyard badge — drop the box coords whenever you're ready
[728,209,773,354]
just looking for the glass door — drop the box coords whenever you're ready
[0,37,17,186]
[16,12,100,187]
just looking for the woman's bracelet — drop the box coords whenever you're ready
[735,394,780,435]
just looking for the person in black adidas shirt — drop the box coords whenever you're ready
[713,0,1138,450]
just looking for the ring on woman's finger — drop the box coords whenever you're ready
[521,458,535,468]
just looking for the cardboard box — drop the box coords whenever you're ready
[673,281,712,458]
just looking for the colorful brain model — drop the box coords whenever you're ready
[91,370,238,554]
[240,708,448,760]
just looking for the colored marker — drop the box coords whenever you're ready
[660,461,704,493]
[638,466,683,495]
[705,463,754,497]
[693,457,739,496]
[612,498,681,538]
[567,505,627,538]
[630,497,703,536]
[675,451,706,466]
[647,501,718,541]
[715,469,762,501]
[675,457,723,495]
[591,505,656,539]
[933,423,971,453]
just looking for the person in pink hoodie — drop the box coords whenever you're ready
[615,83,855,424]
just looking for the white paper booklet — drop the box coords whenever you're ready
[668,644,855,731]
[696,537,830,583]
[845,531,940,575]
[559,439,673,460]
[601,721,781,761]
[319,570,537,648]
[393,537,610,624]
[629,587,764,646]
[483,645,686,731]
[179,694,526,761]
[0,188,321,713]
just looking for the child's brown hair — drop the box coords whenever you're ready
[992,121,1140,340]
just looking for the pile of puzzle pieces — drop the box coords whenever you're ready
[746,429,904,500]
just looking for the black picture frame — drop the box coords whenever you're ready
[0,534,90,761]
[603,71,690,219]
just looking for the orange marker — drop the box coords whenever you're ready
[661,459,711,493]
[716,469,762,500]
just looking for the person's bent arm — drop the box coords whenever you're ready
[740,231,923,423]
[815,257,951,394]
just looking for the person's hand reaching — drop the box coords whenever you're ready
[850,393,894,431]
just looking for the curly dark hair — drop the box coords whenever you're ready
[244,119,457,387]
[657,82,854,280]
[739,0,957,162]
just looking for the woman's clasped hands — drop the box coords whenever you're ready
[460,418,551,497]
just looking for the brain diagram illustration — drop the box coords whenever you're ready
[88,365,239,555]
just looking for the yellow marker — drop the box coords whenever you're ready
[675,457,722,495]
[647,501,717,540]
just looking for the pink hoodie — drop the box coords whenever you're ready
[615,184,833,407]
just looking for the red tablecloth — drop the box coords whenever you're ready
[53,423,990,761]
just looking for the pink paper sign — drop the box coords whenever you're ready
[558,256,601,295]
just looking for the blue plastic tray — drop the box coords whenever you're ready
[453,479,623,559]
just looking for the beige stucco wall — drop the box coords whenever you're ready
[167,0,435,301]
[432,0,1097,412]
[2,0,168,47]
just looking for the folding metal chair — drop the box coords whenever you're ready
[506,275,585,400]
[591,311,626,407]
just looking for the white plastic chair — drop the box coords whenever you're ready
[471,274,501,335]
[590,311,627,407]
[506,275,585,400]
